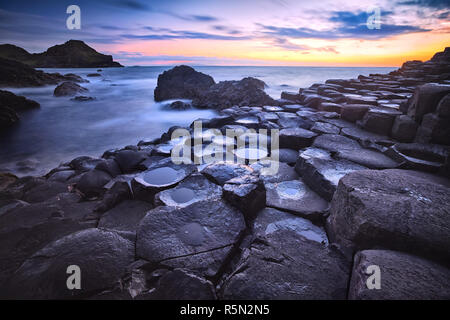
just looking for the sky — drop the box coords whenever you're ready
[0,0,449,66]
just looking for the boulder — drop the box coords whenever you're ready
[136,199,246,277]
[76,169,112,197]
[415,112,450,145]
[340,104,370,122]
[327,169,450,263]
[312,134,361,153]
[154,65,214,101]
[0,228,134,299]
[54,81,88,97]
[280,91,300,101]
[436,93,450,117]
[114,150,147,173]
[265,179,329,222]
[223,174,266,220]
[221,229,350,299]
[154,174,222,208]
[201,161,254,186]
[279,128,317,150]
[295,147,366,201]
[391,115,418,142]
[407,83,450,122]
[349,250,450,300]
[71,96,95,102]
[358,108,401,136]
[98,200,153,232]
[0,90,40,128]
[164,100,191,110]
[193,77,277,109]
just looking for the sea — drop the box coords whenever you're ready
[0,66,395,176]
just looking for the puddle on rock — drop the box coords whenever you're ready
[265,218,328,244]
[171,187,195,204]
[143,167,179,186]
[275,180,306,199]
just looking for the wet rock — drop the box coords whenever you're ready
[310,122,340,135]
[22,180,68,203]
[282,104,302,112]
[47,169,75,182]
[0,195,99,287]
[201,161,254,185]
[114,150,147,173]
[276,148,298,164]
[265,179,328,222]
[340,126,394,145]
[221,228,350,299]
[76,169,112,197]
[295,147,366,201]
[95,181,132,213]
[407,83,450,122]
[155,174,222,208]
[131,162,195,202]
[164,100,191,110]
[98,200,153,232]
[349,250,450,300]
[87,73,101,77]
[391,115,418,142]
[280,91,300,101]
[69,156,104,173]
[53,81,88,97]
[0,172,18,192]
[136,199,246,277]
[415,112,450,145]
[318,102,342,113]
[313,134,361,153]
[335,148,399,169]
[223,174,266,220]
[340,104,370,122]
[154,65,214,101]
[436,93,450,117]
[70,95,95,102]
[358,108,402,136]
[193,77,277,109]
[1,228,134,299]
[95,158,122,177]
[385,142,448,172]
[327,169,450,263]
[251,161,299,183]
[279,128,317,150]
[252,207,328,244]
[143,269,216,300]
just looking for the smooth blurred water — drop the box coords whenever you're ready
[0,65,395,176]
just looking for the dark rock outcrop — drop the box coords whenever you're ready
[0,57,85,88]
[327,169,450,263]
[154,65,277,109]
[349,250,450,300]
[0,90,40,128]
[0,40,123,68]
[154,65,214,101]
[54,82,88,97]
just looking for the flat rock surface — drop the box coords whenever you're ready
[349,250,450,300]
[221,229,350,299]
[136,199,246,275]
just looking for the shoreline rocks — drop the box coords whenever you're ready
[0,47,449,299]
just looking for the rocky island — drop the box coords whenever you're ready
[0,47,449,300]
[0,40,123,68]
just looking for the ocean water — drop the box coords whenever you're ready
[0,66,395,176]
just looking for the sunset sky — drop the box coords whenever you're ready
[0,0,449,66]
